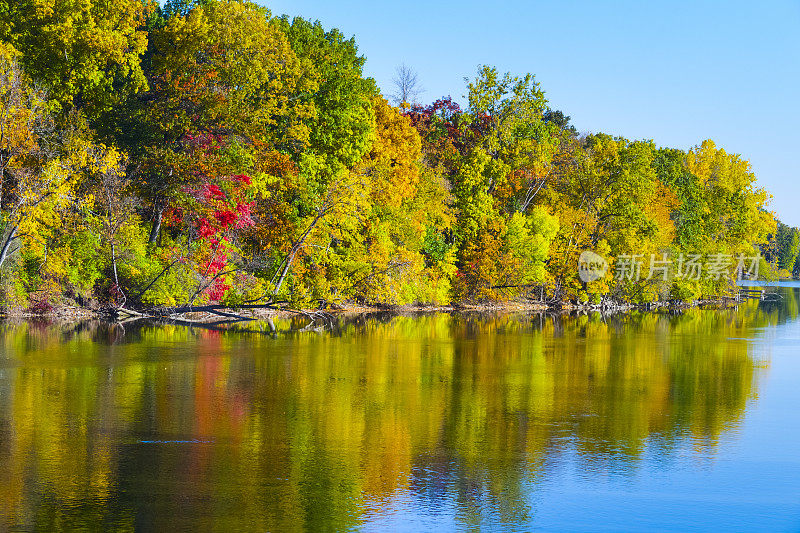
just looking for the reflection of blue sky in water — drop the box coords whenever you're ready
[362,295,800,531]
[739,280,800,288]
[0,291,799,530]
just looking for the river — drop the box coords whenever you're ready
[1,290,799,531]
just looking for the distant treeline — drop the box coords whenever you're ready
[0,0,791,312]
[764,222,800,278]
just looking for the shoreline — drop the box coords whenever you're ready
[0,296,749,324]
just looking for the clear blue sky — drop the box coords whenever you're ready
[263,0,800,226]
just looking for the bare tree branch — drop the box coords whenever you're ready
[390,63,423,108]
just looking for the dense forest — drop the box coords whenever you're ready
[0,0,796,313]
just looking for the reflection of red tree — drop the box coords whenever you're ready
[184,335,253,483]
[194,334,251,439]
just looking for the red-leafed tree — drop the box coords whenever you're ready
[162,133,257,304]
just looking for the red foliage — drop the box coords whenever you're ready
[215,209,237,227]
[28,297,53,315]
[234,201,254,229]
[205,250,228,273]
[207,278,231,301]
[159,134,261,303]
[404,97,491,170]
[166,173,255,240]
[197,217,215,238]
[202,183,225,200]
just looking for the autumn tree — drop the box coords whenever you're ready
[0,0,154,118]
[0,44,54,268]
[119,0,316,252]
[0,1,783,310]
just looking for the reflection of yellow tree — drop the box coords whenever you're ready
[0,292,795,530]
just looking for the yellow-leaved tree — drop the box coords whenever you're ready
[0,44,133,306]
[0,0,155,117]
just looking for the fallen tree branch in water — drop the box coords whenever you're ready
[113,302,338,329]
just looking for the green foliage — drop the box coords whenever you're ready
[768,223,800,275]
[422,226,449,265]
[61,230,105,295]
[0,0,153,118]
[0,0,781,311]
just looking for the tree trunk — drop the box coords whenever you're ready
[272,210,328,295]
[111,242,119,285]
[149,207,163,245]
[110,241,127,308]
[0,224,18,268]
[273,249,298,295]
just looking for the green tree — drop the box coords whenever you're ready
[0,0,154,117]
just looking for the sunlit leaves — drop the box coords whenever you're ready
[0,0,154,116]
[149,0,316,145]
[0,0,782,309]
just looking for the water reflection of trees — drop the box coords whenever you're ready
[0,289,797,530]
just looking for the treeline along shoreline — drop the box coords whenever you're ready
[0,0,795,320]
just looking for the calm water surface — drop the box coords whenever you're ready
[1,291,800,531]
